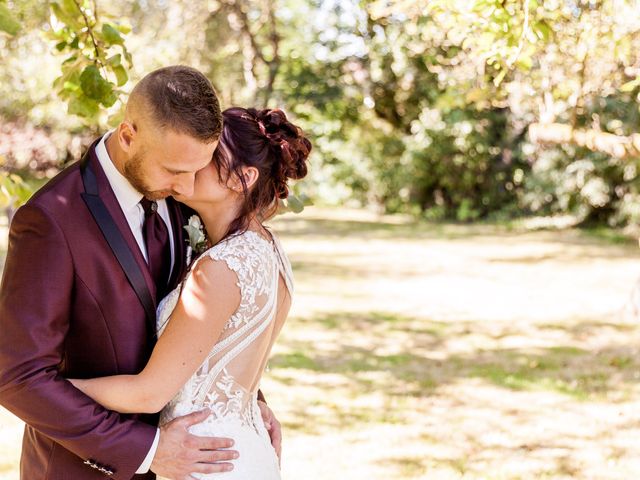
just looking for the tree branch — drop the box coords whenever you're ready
[262,0,280,103]
[507,0,531,68]
[71,0,103,68]
[227,0,268,66]
[529,122,640,159]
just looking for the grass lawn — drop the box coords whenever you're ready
[1,207,640,479]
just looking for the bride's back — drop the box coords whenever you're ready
[157,229,293,429]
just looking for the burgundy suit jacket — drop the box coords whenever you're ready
[0,139,188,479]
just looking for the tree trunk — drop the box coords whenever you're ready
[528,123,640,159]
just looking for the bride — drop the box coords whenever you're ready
[70,107,310,479]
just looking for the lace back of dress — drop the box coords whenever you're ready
[161,231,293,432]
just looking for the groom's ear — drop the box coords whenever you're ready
[118,121,138,152]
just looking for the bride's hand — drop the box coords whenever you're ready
[257,400,282,465]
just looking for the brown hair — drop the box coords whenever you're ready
[131,65,222,142]
[213,107,311,238]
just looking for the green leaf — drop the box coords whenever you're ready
[286,195,305,213]
[493,68,507,86]
[123,49,133,67]
[0,172,33,208]
[111,64,128,86]
[68,94,100,118]
[55,60,81,90]
[58,89,72,100]
[9,173,24,185]
[621,78,640,93]
[116,23,132,34]
[107,54,122,66]
[62,80,81,92]
[534,21,552,42]
[50,2,65,21]
[50,0,83,30]
[102,23,124,46]
[100,90,118,108]
[0,3,21,36]
[298,192,313,206]
[60,0,80,18]
[80,65,112,100]
[62,54,78,64]
[515,54,533,70]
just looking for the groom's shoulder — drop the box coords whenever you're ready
[11,160,87,231]
[28,136,104,211]
[27,159,84,211]
[9,160,84,235]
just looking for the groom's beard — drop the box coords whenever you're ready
[125,151,175,200]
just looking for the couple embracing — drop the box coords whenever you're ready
[0,65,310,479]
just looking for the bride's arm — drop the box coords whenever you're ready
[69,258,239,414]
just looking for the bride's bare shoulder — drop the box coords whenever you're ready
[182,254,241,311]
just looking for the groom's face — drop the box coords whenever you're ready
[123,124,217,201]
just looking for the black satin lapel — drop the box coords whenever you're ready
[167,198,186,290]
[80,152,157,340]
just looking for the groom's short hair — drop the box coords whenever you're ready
[130,65,222,143]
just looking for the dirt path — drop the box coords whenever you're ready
[1,208,639,479]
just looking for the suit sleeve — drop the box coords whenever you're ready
[0,204,157,479]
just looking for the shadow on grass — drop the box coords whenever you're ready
[269,310,640,432]
[485,246,637,263]
[275,216,514,242]
[289,259,439,280]
[276,215,640,252]
[378,455,431,477]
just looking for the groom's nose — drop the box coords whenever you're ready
[172,173,195,197]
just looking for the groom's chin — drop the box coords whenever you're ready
[147,190,175,201]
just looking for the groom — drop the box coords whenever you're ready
[0,66,281,479]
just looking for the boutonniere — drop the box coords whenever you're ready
[184,215,208,265]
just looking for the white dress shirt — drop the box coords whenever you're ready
[95,132,169,474]
[96,132,175,274]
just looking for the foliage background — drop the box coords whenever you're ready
[1,0,640,227]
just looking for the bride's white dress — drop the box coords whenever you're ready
[156,230,293,479]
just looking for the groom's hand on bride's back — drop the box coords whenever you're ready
[151,409,238,479]
[257,400,282,464]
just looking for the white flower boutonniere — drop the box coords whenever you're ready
[184,215,208,265]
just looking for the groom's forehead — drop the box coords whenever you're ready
[150,133,217,169]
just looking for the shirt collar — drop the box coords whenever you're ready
[95,131,144,213]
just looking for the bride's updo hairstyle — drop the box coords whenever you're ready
[212,107,311,238]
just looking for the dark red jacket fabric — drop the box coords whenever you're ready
[0,139,188,479]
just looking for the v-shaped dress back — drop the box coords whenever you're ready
[156,230,293,479]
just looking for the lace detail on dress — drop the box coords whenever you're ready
[157,230,293,434]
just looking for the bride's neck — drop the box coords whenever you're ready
[196,203,239,245]
[196,202,261,245]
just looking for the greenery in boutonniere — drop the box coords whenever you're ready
[184,215,208,261]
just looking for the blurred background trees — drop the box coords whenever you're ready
[1,0,640,227]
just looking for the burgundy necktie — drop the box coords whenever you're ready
[140,198,171,298]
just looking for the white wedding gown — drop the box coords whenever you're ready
[156,230,293,479]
